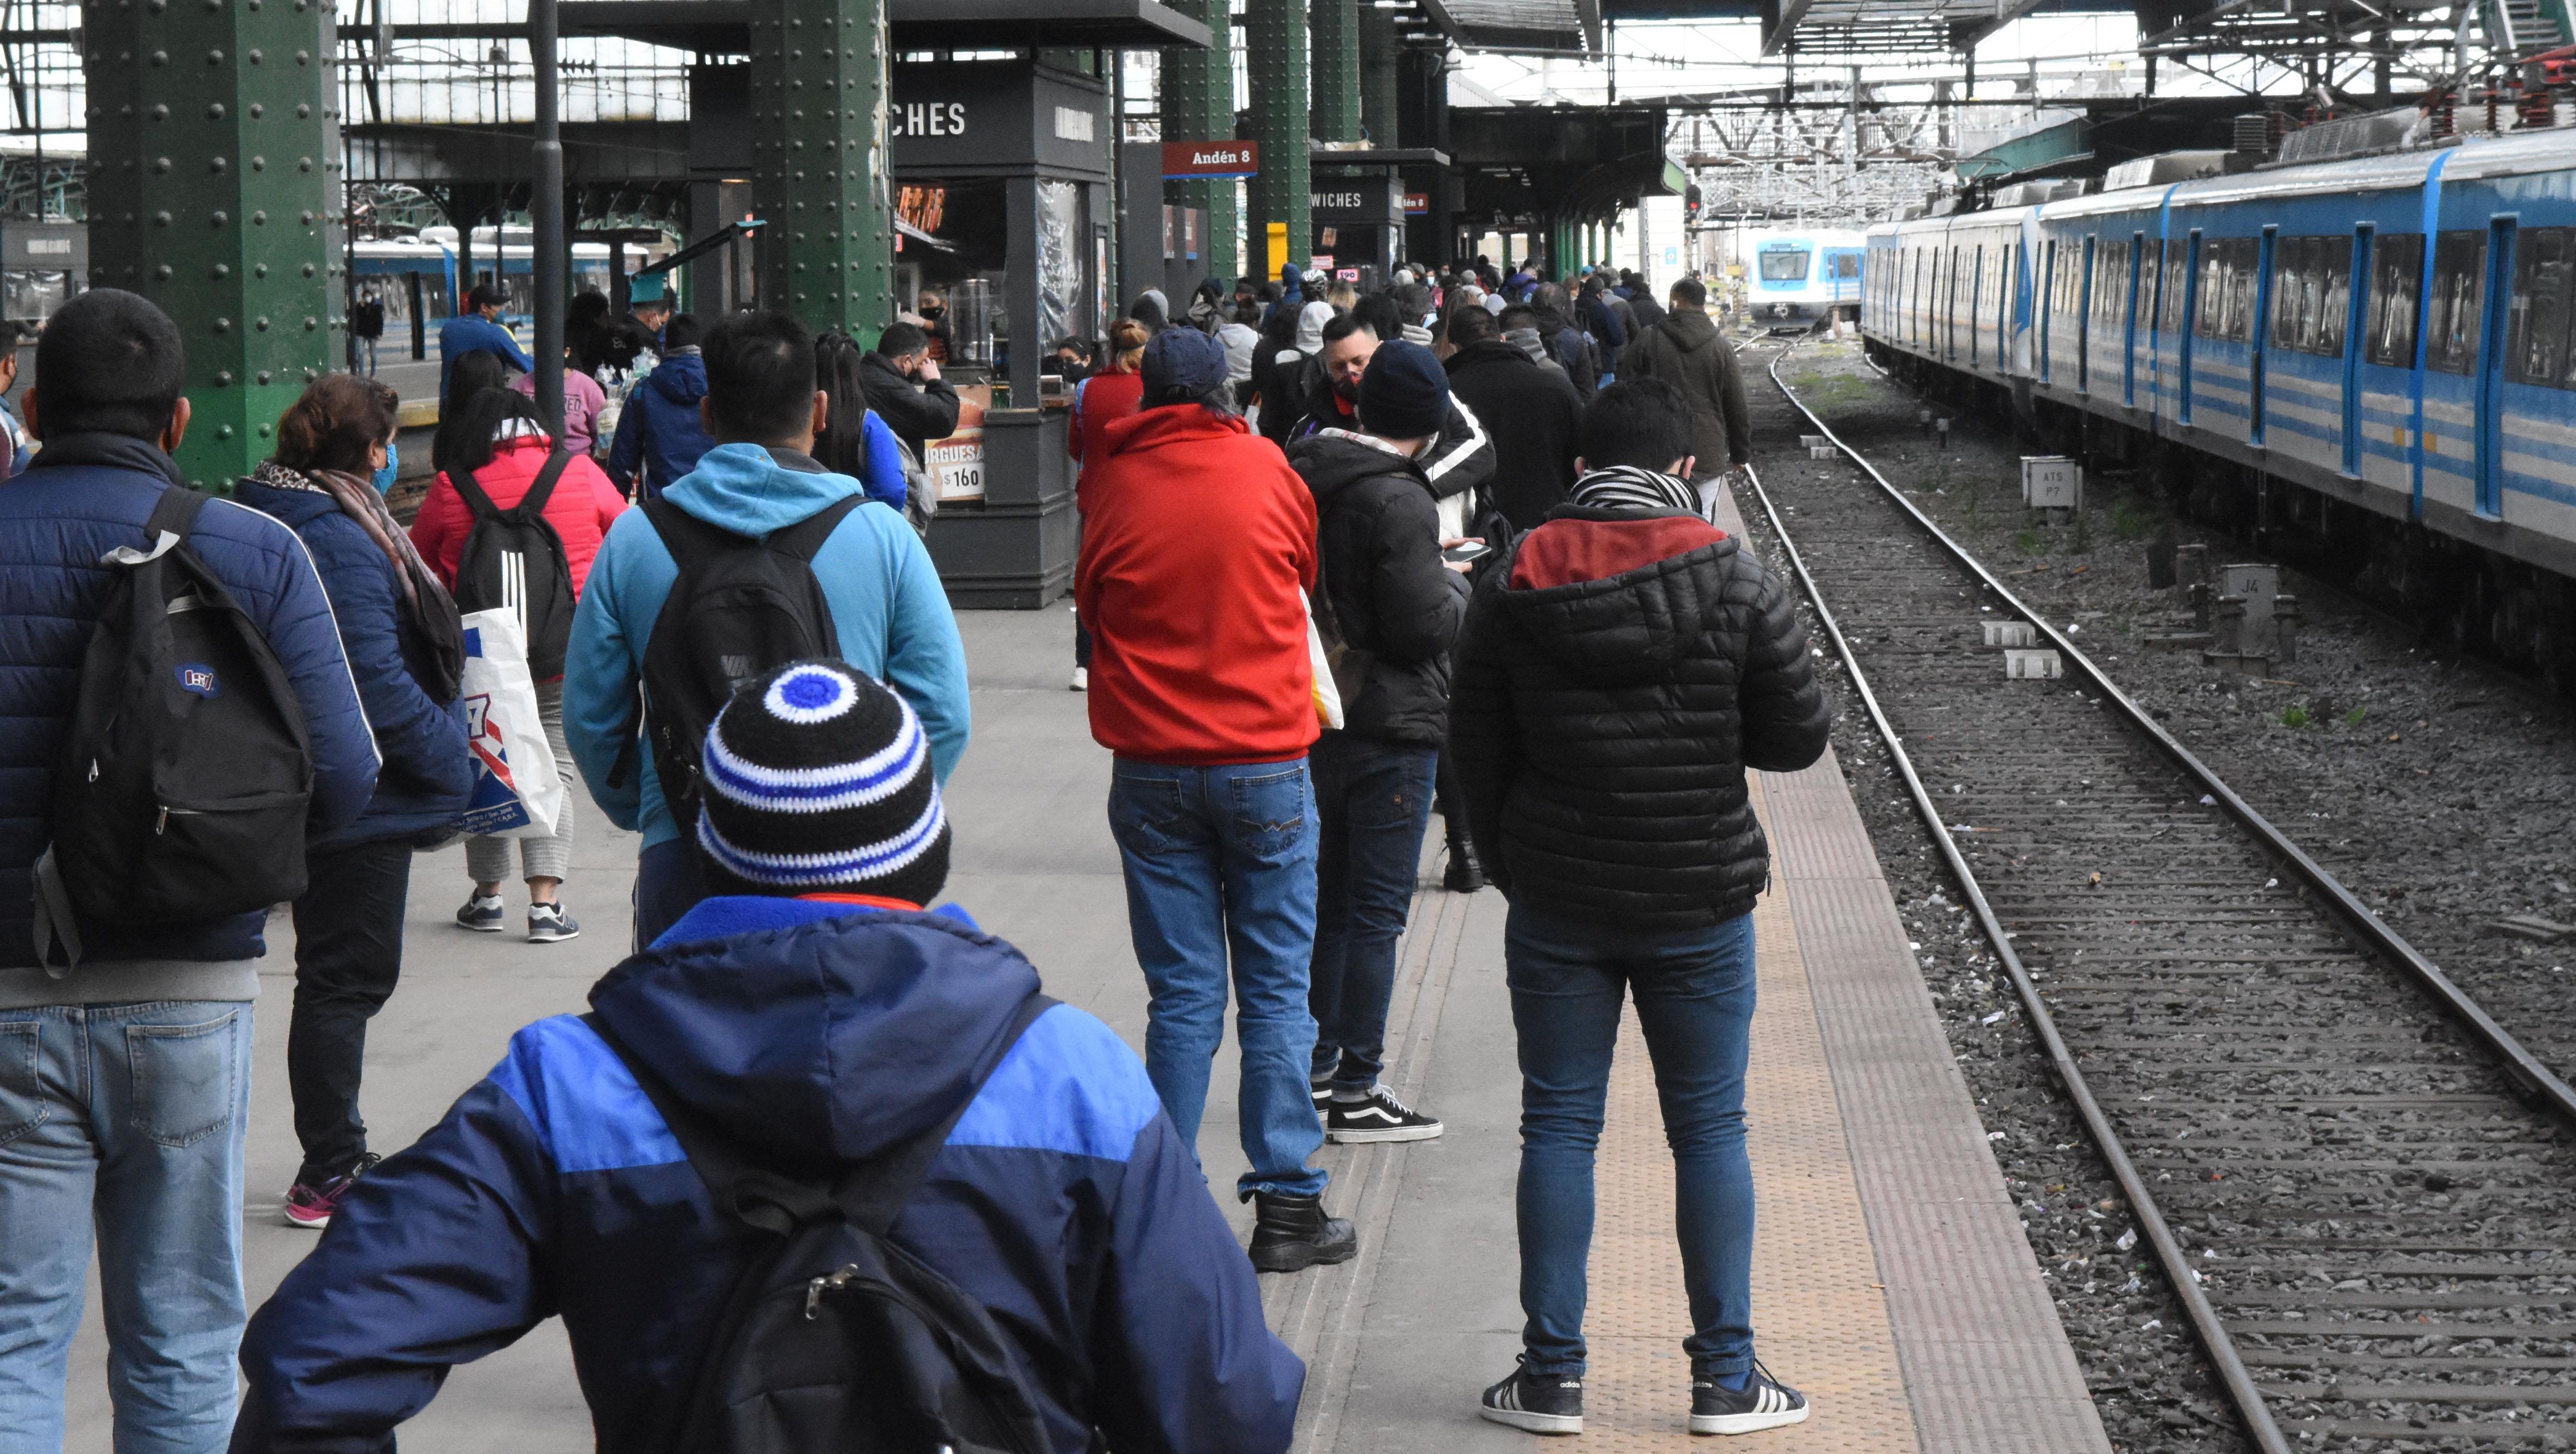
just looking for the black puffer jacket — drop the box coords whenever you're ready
[1291,430,1472,746]
[1449,505,1829,929]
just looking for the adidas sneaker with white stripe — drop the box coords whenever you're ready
[1690,1362,1809,1435]
[1478,1365,1582,1435]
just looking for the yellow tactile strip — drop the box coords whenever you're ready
[1576,882,1922,1449]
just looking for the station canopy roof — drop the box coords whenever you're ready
[1418,0,1602,55]
[1579,0,2125,56]
[557,0,1212,51]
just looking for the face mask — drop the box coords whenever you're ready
[372,439,399,494]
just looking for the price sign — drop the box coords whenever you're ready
[926,435,985,502]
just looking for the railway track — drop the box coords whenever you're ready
[1737,334,2576,1451]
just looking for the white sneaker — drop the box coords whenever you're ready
[1070,666,1088,691]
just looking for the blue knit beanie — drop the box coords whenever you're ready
[694,659,951,904]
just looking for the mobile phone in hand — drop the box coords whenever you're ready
[1442,541,1492,565]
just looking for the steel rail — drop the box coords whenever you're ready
[1727,440,2293,1454]
[1765,341,2576,1128]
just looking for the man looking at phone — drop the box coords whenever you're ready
[1283,339,1473,1145]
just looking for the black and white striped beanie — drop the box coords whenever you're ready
[1570,463,1704,517]
[694,659,952,905]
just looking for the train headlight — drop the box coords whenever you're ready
[1772,303,1788,318]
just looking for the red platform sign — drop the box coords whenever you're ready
[1163,140,1260,179]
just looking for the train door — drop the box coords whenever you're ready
[2477,218,2516,517]
[2039,239,2056,383]
[2179,231,2202,427]
[1970,243,1984,367]
[2077,234,2095,394]
[2124,233,2144,407]
[2343,227,2372,476]
[2250,227,2277,445]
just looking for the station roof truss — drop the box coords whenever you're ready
[2135,0,2474,85]
[1757,0,2078,57]
[1667,79,1954,221]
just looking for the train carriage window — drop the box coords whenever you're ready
[2196,239,2226,338]
[1759,248,1813,282]
[2507,226,2573,387]
[2162,238,2190,332]
[2270,237,2312,351]
[2365,233,2424,367]
[2425,230,2487,374]
[2224,239,2259,343]
[2317,236,2352,357]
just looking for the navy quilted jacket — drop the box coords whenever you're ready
[229,477,472,850]
[0,434,380,969]
[232,897,1306,1454]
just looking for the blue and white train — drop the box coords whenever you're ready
[1863,129,2576,676]
[1737,228,1868,327]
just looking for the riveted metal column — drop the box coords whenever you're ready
[1309,0,1357,144]
[749,0,893,336]
[1160,0,1238,284]
[1247,0,1307,276]
[1357,7,1396,143]
[85,0,344,488]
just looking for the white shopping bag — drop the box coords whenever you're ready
[1305,590,1345,731]
[455,608,566,839]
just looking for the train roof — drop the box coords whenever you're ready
[1868,126,2576,237]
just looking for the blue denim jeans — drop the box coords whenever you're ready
[1108,756,1327,1200]
[1307,734,1439,1095]
[1506,905,1757,1380]
[0,999,256,1453]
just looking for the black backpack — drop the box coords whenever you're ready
[33,487,313,969]
[451,450,579,677]
[590,991,1057,1454]
[613,494,863,825]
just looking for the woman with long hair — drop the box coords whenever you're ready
[813,328,925,530]
[409,380,627,945]
[233,375,473,1227]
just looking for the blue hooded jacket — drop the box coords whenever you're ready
[565,442,970,851]
[230,898,1305,1454]
[604,349,715,501]
[227,478,473,849]
[0,435,380,973]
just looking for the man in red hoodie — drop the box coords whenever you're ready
[1074,327,1355,1274]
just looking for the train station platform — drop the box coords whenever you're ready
[63,596,2113,1453]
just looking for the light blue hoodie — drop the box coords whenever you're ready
[565,442,971,851]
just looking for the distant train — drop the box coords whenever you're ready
[1729,229,1867,328]
[350,228,648,337]
[1863,128,2576,678]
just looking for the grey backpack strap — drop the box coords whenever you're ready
[31,846,82,974]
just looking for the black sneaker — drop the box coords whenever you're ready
[1312,1079,1332,1112]
[1479,1365,1583,1435]
[1326,1086,1444,1144]
[1246,1191,1357,1273]
[1690,1362,1809,1435]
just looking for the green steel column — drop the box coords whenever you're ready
[1160,0,1239,284]
[1310,0,1359,144]
[749,0,893,336]
[1358,9,1396,144]
[1247,0,1308,277]
[85,0,344,488]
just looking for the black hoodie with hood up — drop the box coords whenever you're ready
[1288,429,1473,746]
